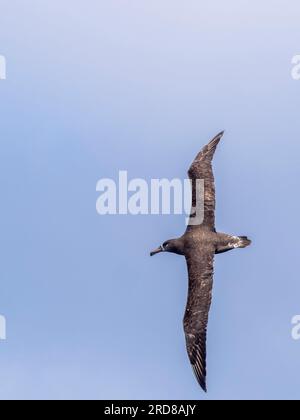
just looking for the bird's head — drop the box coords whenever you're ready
[150,239,184,256]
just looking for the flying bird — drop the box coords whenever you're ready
[150,132,251,392]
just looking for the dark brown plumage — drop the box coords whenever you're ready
[150,132,251,392]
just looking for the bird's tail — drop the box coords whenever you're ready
[236,236,252,248]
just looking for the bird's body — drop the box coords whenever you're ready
[150,132,251,392]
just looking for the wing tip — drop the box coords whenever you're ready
[189,130,225,169]
[199,379,207,393]
[217,130,225,137]
[204,130,225,156]
[192,364,207,393]
[209,130,225,145]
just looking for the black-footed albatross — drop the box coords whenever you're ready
[150,132,251,392]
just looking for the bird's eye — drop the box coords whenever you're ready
[163,243,168,248]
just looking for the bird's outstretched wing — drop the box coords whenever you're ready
[187,131,224,230]
[183,247,215,392]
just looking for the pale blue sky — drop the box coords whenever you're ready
[0,0,300,400]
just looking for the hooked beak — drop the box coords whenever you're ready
[150,246,164,257]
